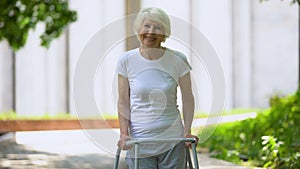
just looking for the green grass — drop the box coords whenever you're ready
[0,111,118,120]
[194,108,260,118]
[0,111,76,120]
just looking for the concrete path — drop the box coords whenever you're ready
[0,129,251,169]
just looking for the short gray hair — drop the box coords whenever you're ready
[133,7,171,42]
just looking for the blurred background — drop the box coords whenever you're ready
[0,0,299,168]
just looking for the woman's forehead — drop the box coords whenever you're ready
[142,18,162,26]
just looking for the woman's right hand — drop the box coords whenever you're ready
[117,135,132,150]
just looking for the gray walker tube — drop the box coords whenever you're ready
[113,138,199,169]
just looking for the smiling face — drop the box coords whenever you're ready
[138,19,165,48]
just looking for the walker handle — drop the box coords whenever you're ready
[126,137,197,146]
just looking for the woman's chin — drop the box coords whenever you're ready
[142,42,159,48]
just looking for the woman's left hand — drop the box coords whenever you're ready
[184,133,199,147]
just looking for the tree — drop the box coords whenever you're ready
[0,0,77,51]
[0,0,77,111]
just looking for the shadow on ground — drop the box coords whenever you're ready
[0,141,128,169]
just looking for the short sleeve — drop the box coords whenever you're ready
[116,54,128,78]
[177,52,192,77]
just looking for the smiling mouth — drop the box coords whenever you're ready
[142,34,158,41]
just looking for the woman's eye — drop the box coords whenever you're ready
[144,24,150,28]
[155,26,161,30]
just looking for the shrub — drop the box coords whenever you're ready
[201,87,300,168]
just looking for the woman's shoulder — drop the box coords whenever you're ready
[118,48,139,61]
[120,48,139,59]
[166,48,192,71]
[166,47,188,61]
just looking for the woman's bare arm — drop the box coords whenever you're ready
[179,72,199,145]
[179,72,195,136]
[117,75,131,149]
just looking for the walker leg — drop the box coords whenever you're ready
[113,148,121,169]
[191,143,199,169]
[186,147,193,169]
[134,143,139,169]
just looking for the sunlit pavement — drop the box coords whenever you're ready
[0,114,255,169]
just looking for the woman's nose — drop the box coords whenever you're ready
[148,26,155,33]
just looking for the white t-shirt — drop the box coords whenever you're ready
[117,47,192,156]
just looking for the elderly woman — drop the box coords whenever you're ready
[117,7,198,169]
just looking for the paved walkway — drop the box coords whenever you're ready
[0,129,251,169]
[0,113,257,169]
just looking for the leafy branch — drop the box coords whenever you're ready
[0,0,77,51]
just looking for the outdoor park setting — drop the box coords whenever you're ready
[0,0,299,169]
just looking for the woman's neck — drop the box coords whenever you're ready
[139,45,165,60]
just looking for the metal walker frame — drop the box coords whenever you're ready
[113,138,199,169]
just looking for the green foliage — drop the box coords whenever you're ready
[260,136,285,168]
[0,0,77,51]
[201,88,300,168]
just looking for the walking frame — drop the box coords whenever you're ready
[113,138,199,169]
